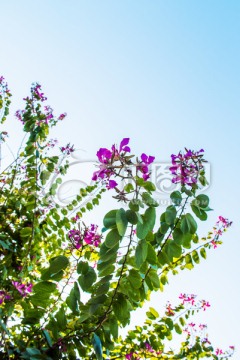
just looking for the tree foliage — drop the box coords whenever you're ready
[0,77,234,359]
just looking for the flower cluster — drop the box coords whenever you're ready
[58,112,67,121]
[165,302,175,316]
[92,138,130,189]
[137,153,155,181]
[47,138,58,148]
[68,224,101,249]
[16,83,67,128]
[210,216,232,249]
[125,342,162,359]
[179,293,210,311]
[179,293,197,305]
[215,346,235,358]
[31,83,47,102]
[170,148,205,187]
[0,76,10,96]
[12,281,33,297]
[60,143,75,155]
[0,290,11,304]
[92,138,155,190]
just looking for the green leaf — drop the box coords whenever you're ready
[192,250,200,264]
[181,213,197,234]
[129,199,141,212]
[166,240,182,258]
[146,243,157,265]
[126,210,138,225]
[146,269,160,289]
[109,316,118,339]
[144,207,156,231]
[137,207,156,239]
[142,192,158,207]
[195,194,209,209]
[191,204,208,221]
[20,227,32,238]
[42,329,53,347]
[78,267,96,291]
[185,254,194,270]
[105,228,122,248]
[124,183,134,193]
[170,191,182,205]
[147,307,159,319]
[128,269,142,289]
[135,239,148,268]
[116,208,128,236]
[41,256,69,280]
[99,243,119,262]
[66,282,80,314]
[200,247,207,259]
[33,281,57,294]
[30,293,50,308]
[165,206,177,225]
[55,306,67,331]
[174,323,182,334]
[113,294,130,326]
[173,228,184,244]
[103,209,117,229]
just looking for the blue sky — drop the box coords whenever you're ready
[1,1,240,357]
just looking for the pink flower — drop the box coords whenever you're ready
[12,281,33,297]
[31,83,47,102]
[201,300,210,311]
[145,342,154,352]
[165,302,175,316]
[68,224,101,249]
[138,153,155,181]
[92,138,131,189]
[58,113,67,120]
[170,148,205,187]
[0,290,11,304]
[211,240,218,249]
[217,216,232,228]
[188,322,195,328]
[60,143,75,155]
[216,348,223,355]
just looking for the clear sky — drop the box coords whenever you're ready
[1,1,240,357]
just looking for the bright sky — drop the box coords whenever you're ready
[1,1,240,358]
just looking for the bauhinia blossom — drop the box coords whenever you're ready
[137,153,155,180]
[0,290,11,304]
[68,224,101,249]
[12,281,33,297]
[92,138,131,189]
[170,148,205,186]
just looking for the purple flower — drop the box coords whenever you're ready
[170,148,205,187]
[92,138,131,189]
[68,229,82,249]
[84,224,101,247]
[117,137,131,153]
[31,83,47,102]
[58,113,67,121]
[0,290,11,304]
[68,224,101,249]
[137,153,155,181]
[125,353,134,360]
[107,180,118,189]
[60,143,75,155]
[145,342,154,352]
[15,109,26,124]
[12,281,33,297]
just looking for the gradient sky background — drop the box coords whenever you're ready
[1,1,240,358]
